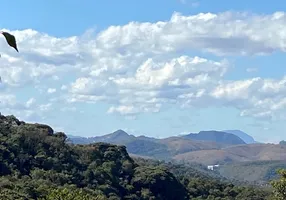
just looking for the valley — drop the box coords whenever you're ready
[68,129,286,184]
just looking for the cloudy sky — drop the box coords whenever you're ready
[0,0,286,143]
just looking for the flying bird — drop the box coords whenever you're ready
[1,31,18,52]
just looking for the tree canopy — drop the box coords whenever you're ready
[270,169,286,200]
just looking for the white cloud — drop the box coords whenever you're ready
[107,104,161,115]
[47,88,56,94]
[94,11,286,56]
[107,105,138,115]
[52,75,60,81]
[39,103,52,111]
[0,94,52,122]
[69,56,228,115]
[210,77,286,120]
[1,11,286,120]
[0,94,23,110]
[246,67,258,73]
[61,85,67,90]
[179,0,200,7]
[26,97,36,108]
[60,107,77,112]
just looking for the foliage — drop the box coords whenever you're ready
[219,160,286,184]
[270,169,286,200]
[134,158,272,200]
[0,114,187,199]
[39,188,107,200]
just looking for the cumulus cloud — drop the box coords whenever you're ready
[1,11,286,120]
[210,77,286,120]
[47,88,56,94]
[69,56,228,115]
[94,11,286,56]
[0,94,52,122]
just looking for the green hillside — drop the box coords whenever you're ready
[0,115,187,200]
[219,160,286,184]
[0,114,276,199]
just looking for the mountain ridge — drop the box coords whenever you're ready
[182,130,246,145]
[68,128,255,145]
[223,129,258,144]
[68,129,286,166]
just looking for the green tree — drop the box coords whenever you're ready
[41,188,107,200]
[270,169,286,200]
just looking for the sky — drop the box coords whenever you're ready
[0,0,286,143]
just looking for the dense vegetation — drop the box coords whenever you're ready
[0,114,283,199]
[219,160,286,184]
[134,158,273,200]
[270,169,286,200]
[0,115,189,200]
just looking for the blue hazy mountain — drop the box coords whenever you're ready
[182,130,246,145]
[223,130,257,144]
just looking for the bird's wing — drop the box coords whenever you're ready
[1,31,18,52]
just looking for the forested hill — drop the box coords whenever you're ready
[0,114,274,199]
[0,114,188,199]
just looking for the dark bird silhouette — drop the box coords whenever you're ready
[1,31,18,52]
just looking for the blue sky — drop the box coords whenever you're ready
[0,0,286,143]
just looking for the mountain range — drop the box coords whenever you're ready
[68,129,286,166]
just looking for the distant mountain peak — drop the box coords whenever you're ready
[183,130,246,145]
[112,129,129,136]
